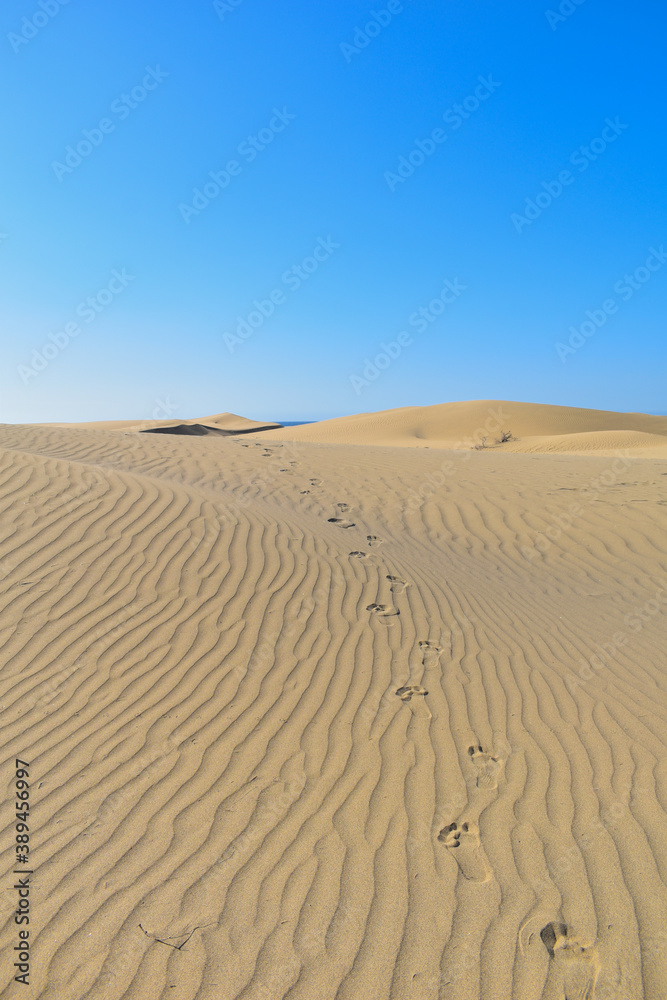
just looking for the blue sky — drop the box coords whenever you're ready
[1,0,665,423]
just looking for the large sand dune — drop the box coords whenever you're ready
[0,409,665,999]
[256,400,667,456]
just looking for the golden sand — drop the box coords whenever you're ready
[0,401,665,998]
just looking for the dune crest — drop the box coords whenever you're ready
[255,399,667,455]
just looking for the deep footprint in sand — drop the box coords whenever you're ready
[366,535,384,547]
[328,518,356,529]
[310,479,322,487]
[386,574,408,594]
[349,551,368,559]
[366,603,400,619]
[419,640,443,667]
[300,490,311,494]
[437,821,492,882]
[540,922,600,999]
[468,745,505,790]
[395,684,428,702]
[335,502,351,513]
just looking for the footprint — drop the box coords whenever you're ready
[335,502,351,513]
[300,490,311,495]
[328,518,356,529]
[540,922,568,959]
[366,535,383,547]
[468,745,504,790]
[310,479,322,487]
[349,551,368,559]
[386,574,408,594]
[419,640,443,667]
[395,685,428,702]
[437,821,491,882]
[366,603,400,618]
[540,922,600,999]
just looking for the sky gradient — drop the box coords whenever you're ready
[1,0,665,423]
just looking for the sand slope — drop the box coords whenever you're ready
[0,420,665,999]
[256,401,667,456]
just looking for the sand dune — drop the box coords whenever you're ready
[255,400,667,456]
[43,412,282,435]
[0,412,665,999]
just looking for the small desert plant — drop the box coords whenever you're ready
[497,430,514,443]
[474,436,487,450]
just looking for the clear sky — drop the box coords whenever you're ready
[1,0,665,423]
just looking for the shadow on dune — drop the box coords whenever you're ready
[141,423,280,437]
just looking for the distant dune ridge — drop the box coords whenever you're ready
[45,411,282,435]
[0,400,665,998]
[255,399,667,455]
